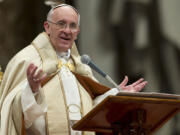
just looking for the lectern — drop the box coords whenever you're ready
[41,72,180,135]
[72,92,180,135]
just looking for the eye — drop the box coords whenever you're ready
[57,21,66,28]
[70,23,77,29]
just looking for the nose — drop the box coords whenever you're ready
[62,25,72,34]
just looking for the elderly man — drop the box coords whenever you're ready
[0,4,147,135]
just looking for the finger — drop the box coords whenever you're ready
[119,76,128,87]
[39,73,47,82]
[27,64,37,81]
[33,69,43,79]
[30,66,38,78]
[131,78,144,87]
[134,81,148,92]
[28,64,37,77]
[33,72,47,83]
[138,81,148,88]
[27,63,34,76]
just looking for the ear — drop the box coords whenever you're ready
[44,21,50,35]
[75,27,80,40]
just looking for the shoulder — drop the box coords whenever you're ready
[12,45,40,63]
[4,45,42,77]
[8,44,41,67]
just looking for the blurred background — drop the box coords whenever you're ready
[0,0,180,134]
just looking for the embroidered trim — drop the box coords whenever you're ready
[57,60,75,72]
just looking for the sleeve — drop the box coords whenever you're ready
[21,81,47,129]
[93,88,119,106]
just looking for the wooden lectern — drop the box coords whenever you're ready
[72,92,180,135]
[41,72,180,135]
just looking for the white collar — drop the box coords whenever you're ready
[56,49,71,60]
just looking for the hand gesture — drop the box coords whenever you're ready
[27,63,47,93]
[119,76,147,92]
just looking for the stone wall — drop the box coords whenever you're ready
[0,0,49,69]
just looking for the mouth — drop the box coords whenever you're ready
[60,36,71,41]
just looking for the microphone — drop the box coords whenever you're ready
[81,54,121,91]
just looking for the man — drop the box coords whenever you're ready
[0,4,147,135]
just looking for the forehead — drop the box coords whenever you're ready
[52,6,78,23]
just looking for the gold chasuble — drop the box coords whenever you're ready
[0,32,110,135]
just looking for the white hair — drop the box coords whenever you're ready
[47,4,80,26]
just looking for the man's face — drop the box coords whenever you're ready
[44,6,80,52]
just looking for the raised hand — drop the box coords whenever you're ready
[119,76,147,92]
[26,63,47,93]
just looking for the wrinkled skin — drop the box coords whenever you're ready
[44,6,80,53]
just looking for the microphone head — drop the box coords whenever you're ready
[81,54,91,65]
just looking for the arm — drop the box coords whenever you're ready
[21,82,46,128]
[22,63,47,128]
[94,76,147,106]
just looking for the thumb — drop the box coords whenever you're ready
[119,76,128,87]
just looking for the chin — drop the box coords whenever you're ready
[57,46,70,52]
[55,41,72,51]
[61,44,72,49]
